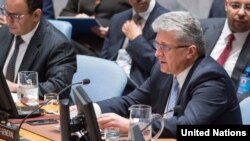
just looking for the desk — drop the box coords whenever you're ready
[20,122,60,141]
[16,106,176,141]
[20,123,176,141]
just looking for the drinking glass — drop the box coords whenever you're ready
[17,71,39,113]
[44,93,59,114]
[104,127,120,141]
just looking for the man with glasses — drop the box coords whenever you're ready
[96,11,242,138]
[201,0,250,101]
[0,0,76,98]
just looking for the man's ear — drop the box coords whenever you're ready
[186,45,197,59]
[32,9,42,22]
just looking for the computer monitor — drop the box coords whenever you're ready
[72,85,103,141]
[0,67,19,118]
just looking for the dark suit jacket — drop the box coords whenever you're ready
[97,56,242,138]
[43,0,55,19]
[101,3,168,87]
[0,19,76,98]
[200,18,250,88]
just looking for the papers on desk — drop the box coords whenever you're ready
[57,16,102,34]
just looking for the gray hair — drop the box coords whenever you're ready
[152,11,205,57]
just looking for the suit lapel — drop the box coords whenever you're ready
[231,33,250,84]
[19,20,45,71]
[176,57,203,106]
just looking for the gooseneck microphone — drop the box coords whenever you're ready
[18,79,90,131]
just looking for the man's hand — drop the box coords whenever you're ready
[91,26,108,38]
[97,113,130,134]
[122,20,142,40]
[6,79,18,92]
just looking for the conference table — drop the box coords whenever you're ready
[12,104,176,141]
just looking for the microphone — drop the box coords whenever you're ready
[18,79,90,131]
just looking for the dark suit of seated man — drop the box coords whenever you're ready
[97,11,242,138]
[0,0,76,98]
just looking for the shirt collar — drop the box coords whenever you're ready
[19,21,40,43]
[175,65,193,90]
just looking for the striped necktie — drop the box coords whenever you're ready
[6,36,24,82]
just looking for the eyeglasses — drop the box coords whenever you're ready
[153,41,190,52]
[228,0,250,13]
[0,7,25,22]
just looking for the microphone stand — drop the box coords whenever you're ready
[18,80,89,131]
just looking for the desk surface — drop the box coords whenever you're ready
[20,122,176,141]
[21,122,60,141]
[16,106,176,141]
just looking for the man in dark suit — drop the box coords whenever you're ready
[201,0,250,101]
[97,11,242,138]
[0,0,76,98]
[101,0,168,94]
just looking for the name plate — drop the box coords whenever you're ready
[0,124,19,141]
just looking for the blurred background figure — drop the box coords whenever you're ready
[59,0,131,56]
[43,0,55,19]
[157,0,226,19]
[157,0,213,18]
[0,0,6,26]
[208,0,226,18]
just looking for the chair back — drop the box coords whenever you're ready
[71,55,127,102]
[239,96,250,124]
[48,19,72,39]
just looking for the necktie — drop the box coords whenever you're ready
[217,33,235,66]
[6,36,24,82]
[164,78,179,118]
[132,13,143,25]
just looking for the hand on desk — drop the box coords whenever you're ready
[97,113,129,134]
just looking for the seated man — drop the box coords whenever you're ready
[97,11,242,138]
[101,0,168,94]
[0,0,76,98]
[201,0,250,101]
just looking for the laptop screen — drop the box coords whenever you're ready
[0,67,19,118]
[72,85,103,141]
